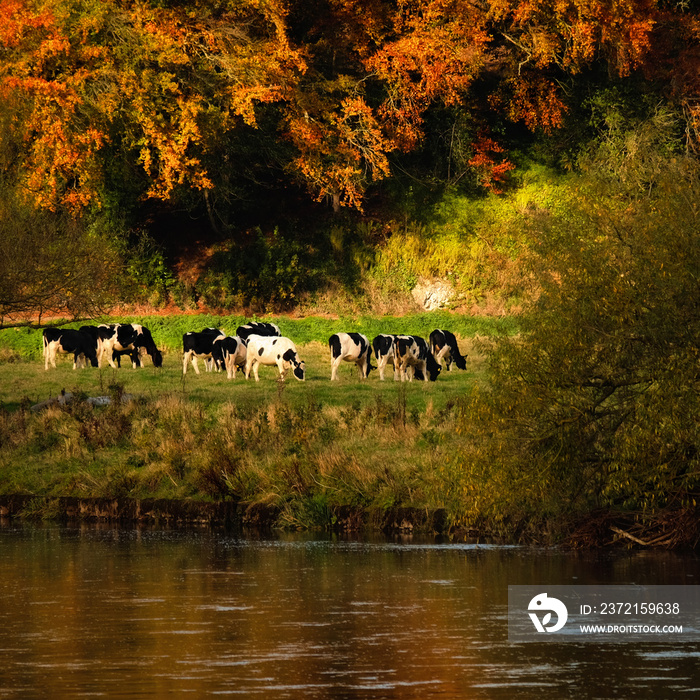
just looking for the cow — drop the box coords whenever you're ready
[79,324,140,368]
[43,328,99,370]
[372,334,400,381]
[245,335,305,382]
[236,321,281,344]
[212,335,247,380]
[395,335,442,382]
[182,328,225,375]
[98,323,163,369]
[329,332,374,380]
[429,329,467,371]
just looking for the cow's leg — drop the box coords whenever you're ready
[435,345,451,371]
[45,342,57,370]
[330,356,342,381]
[398,359,408,382]
[420,362,430,382]
[224,352,234,380]
[105,342,119,369]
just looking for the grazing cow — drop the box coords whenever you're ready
[81,324,142,368]
[429,329,467,371]
[43,328,99,370]
[212,335,247,379]
[245,335,305,382]
[98,323,163,368]
[372,334,400,381]
[182,328,225,374]
[329,332,374,380]
[395,335,442,382]
[236,321,281,343]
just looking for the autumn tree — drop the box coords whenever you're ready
[2,0,700,222]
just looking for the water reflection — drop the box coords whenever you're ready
[0,523,698,698]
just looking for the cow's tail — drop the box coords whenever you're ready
[448,335,467,370]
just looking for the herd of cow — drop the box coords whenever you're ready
[41,322,468,382]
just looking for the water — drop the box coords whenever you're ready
[0,523,699,698]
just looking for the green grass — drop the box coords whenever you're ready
[0,314,502,530]
[0,338,486,414]
[0,312,516,362]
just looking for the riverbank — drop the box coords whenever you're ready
[2,315,699,550]
[3,494,698,550]
[0,494,448,535]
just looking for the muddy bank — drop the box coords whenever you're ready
[0,495,448,534]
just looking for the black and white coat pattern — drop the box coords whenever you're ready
[429,329,467,371]
[43,328,99,370]
[212,335,247,379]
[98,323,163,369]
[329,332,374,380]
[236,322,281,344]
[182,328,225,374]
[372,334,400,381]
[245,335,305,382]
[395,335,442,382]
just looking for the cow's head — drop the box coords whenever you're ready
[292,359,306,381]
[150,348,164,368]
[282,348,305,381]
[426,355,442,381]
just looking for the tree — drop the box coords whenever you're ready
[454,125,700,533]
[0,187,121,323]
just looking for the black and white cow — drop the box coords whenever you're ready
[182,328,225,374]
[429,329,467,371]
[98,323,163,368]
[245,335,305,382]
[329,332,374,380]
[212,335,247,379]
[79,324,138,368]
[395,335,442,382]
[43,328,99,370]
[236,321,281,344]
[372,334,400,381]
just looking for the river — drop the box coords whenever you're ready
[0,523,699,698]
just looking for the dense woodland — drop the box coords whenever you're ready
[1,0,700,541]
[1,0,699,317]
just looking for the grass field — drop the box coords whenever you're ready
[0,314,508,530]
[0,312,510,410]
[0,338,486,411]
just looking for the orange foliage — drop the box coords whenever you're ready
[486,0,656,76]
[1,0,696,213]
[367,1,490,150]
[468,135,515,193]
[0,0,306,211]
